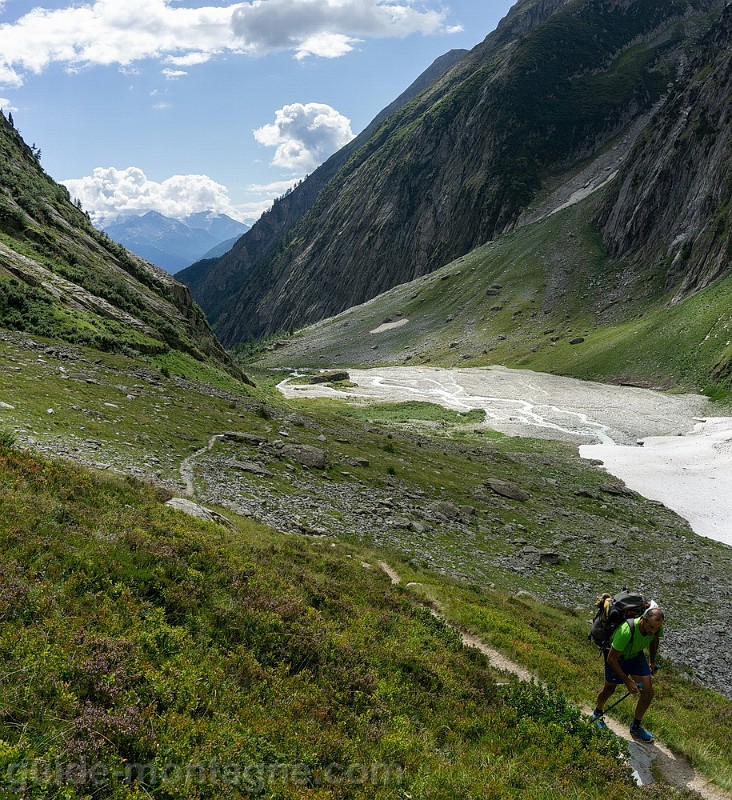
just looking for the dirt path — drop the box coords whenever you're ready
[378,562,730,799]
[179,433,224,496]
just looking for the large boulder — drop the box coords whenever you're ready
[484,478,530,502]
[309,371,350,384]
[165,498,233,528]
[281,444,329,469]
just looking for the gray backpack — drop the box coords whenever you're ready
[589,590,649,652]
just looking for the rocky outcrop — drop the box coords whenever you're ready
[599,3,732,303]
[280,444,329,469]
[165,497,234,528]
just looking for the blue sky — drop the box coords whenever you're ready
[0,0,516,225]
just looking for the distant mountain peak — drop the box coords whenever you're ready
[102,211,249,273]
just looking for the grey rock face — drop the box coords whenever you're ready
[599,4,732,311]
[165,497,233,528]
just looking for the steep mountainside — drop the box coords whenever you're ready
[184,0,726,345]
[177,48,469,326]
[599,1,732,307]
[0,113,238,373]
[103,211,249,273]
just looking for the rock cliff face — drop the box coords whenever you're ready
[599,2,732,301]
[177,48,469,327]
[183,0,726,345]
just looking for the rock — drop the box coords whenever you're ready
[538,552,564,566]
[569,337,585,345]
[599,483,634,497]
[228,459,272,477]
[309,371,350,384]
[484,478,530,502]
[281,444,329,469]
[0,402,15,409]
[348,457,370,467]
[222,431,268,446]
[296,521,329,536]
[165,498,233,528]
[408,521,430,533]
[434,500,462,520]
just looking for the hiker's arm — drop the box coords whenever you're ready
[607,648,639,693]
[649,634,659,671]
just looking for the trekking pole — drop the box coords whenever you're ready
[597,657,659,717]
[600,673,656,718]
[603,687,637,714]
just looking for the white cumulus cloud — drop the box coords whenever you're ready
[62,166,247,225]
[254,102,355,171]
[166,52,212,67]
[0,0,454,86]
[246,179,302,194]
[232,0,450,59]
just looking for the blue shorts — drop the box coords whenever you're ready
[604,652,651,684]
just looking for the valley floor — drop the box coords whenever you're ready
[278,365,709,446]
[279,365,732,545]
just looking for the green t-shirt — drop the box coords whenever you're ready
[611,619,663,660]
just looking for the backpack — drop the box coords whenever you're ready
[588,589,650,652]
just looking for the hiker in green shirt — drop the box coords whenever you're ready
[591,607,664,742]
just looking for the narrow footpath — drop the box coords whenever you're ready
[179,433,225,496]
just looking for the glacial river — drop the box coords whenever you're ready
[278,365,732,546]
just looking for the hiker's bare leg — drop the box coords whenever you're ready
[596,681,617,710]
[632,674,654,721]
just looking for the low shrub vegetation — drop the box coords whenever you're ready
[0,447,681,799]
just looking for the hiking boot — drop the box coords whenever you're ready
[630,722,654,742]
[590,711,607,729]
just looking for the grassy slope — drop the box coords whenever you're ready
[2,335,731,796]
[252,191,732,401]
[0,333,255,485]
[0,115,233,372]
[0,443,664,800]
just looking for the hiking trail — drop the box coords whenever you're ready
[377,562,730,799]
[179,433,225,496]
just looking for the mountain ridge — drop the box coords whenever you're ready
[0,112,245,378]
[184,0,727,346]
[103,210,249,274]
[177,47,470,327]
